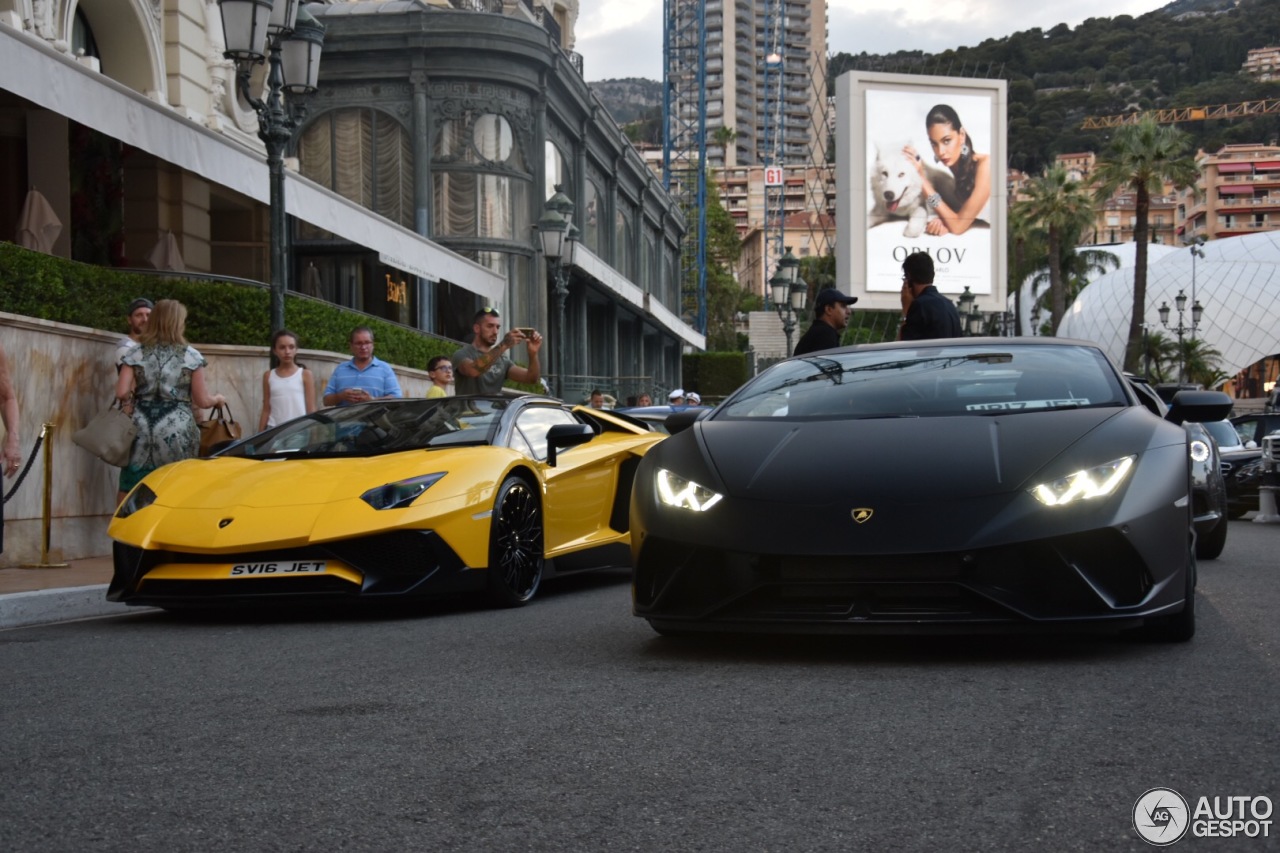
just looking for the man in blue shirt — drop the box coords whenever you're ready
[322,326,403,406]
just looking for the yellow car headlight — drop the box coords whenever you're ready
[115,483,157,519]
[361,473,445,510]
[1029,455,1136,507]
[656,468,723,512]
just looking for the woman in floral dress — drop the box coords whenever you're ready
[115,299,226,501]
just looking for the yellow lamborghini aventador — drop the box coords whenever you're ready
[108,395,663,609]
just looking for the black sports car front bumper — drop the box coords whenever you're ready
[109,530,479,607]
[633,526,1186,635]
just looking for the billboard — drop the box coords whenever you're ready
[835,72,1007,313]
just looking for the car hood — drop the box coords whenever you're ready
[143,449,492,510]
[699,408,1149,502]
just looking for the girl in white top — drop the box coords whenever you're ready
[258,329,316,430]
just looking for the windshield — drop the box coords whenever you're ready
[718,343,1128,420]
[1203,420,1241,448]
[221,398,509,458]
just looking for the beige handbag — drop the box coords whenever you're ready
[198,404,243,456]
[72,400,137,468]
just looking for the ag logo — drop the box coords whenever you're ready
[850,508,873,524]
[1133,787,1189,846]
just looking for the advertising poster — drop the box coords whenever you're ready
[836,72,1007,313]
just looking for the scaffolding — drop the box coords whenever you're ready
[662,0,707,333]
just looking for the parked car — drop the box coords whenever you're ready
[109,396,664,609]
[1203,419,1247,454]
[1128,376,1229,558]
[613,405,713,434]
[1222,448,1266,519]
[1229,412,1280,449]
[631,340,1233,642]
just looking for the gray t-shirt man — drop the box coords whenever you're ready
[451,341,514,396]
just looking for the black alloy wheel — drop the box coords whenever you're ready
[487,476,544,606]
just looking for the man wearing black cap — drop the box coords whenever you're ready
[899,253,961,340]
[793,288,858,356]
[115,297,152,368]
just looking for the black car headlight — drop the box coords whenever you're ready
[360,473,445,510]
[656,468,723,512]
[1029,455,1136,507]
[115,483,157,519]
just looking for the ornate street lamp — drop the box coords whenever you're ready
[771,263,807,357]
[217,0,324,335]
[1158,288,1206,384]
[537,185,577,399]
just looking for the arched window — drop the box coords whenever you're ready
[72,9,101,60]
[298,108,414,229]
[582,180,602,255]
[432,112,530,241]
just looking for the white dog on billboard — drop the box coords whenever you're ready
[868,143,956,238]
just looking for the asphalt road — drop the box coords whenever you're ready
[2,520,1278,852]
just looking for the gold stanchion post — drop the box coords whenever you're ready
[21,422,68,569]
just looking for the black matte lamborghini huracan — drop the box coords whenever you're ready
[630,339,1233,641]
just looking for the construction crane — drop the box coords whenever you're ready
[1082,99,1280,129]
[662,0,707,333]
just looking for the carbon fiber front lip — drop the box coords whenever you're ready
[110,529,477,604]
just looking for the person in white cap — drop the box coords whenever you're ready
[668,388,685,406]
[686,391,701,405]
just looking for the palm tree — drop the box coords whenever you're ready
[1139,330,1179,383]
[1010,163,1096,334]
[1180,338,1227,389]
[1007,206,1046,336]
[1025,245,1120,325]
[1091,116,1199,373]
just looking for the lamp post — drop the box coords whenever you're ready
[956,286,984,336]
[217,0,324,334]
[538,186,577,399]
[770,250,804,356]
[1158,289,1205,383]
[1189,241,1205,339]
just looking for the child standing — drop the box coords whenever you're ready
[258,329,316,430]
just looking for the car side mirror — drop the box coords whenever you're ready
[1165,390,1234,425]
[665,408,707,435]
[545,423,594,467]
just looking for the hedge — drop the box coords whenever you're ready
[680,351,748,400]
[0,241,460,372]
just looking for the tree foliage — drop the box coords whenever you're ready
[1011,163,1098,334]
[1091,116,1199,371]
[830,0,1280,172]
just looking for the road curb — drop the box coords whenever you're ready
[0,585,134,629]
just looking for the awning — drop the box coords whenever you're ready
[574,246,705,349]
[1218,185,1256,194]
[0,26,503,302]
[1254,161,1280,170]
[1216,163,1253,173]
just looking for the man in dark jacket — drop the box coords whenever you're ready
[899,253,961,340]
[793,288,858,356]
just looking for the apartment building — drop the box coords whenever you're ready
[699,0,828,168]
[1242,46,1280,81]
[1179,143,1280,242]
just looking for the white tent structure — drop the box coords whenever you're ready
[1056,230,1280,380]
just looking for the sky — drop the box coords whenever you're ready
[575,0,1171,82]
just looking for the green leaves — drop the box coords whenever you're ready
[0,242,454,371]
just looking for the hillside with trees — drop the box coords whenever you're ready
[831,0,1280,171]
